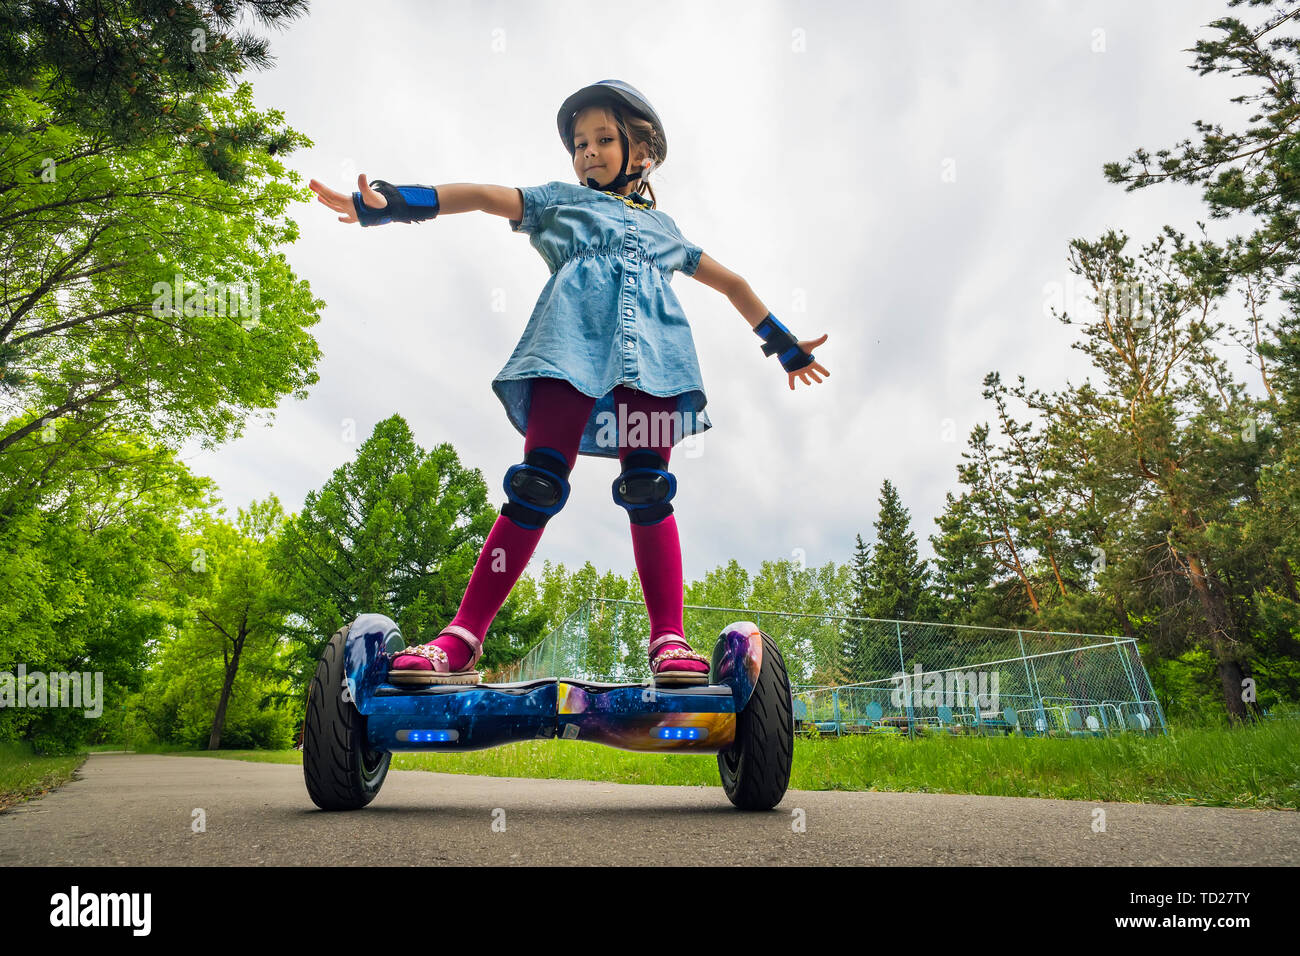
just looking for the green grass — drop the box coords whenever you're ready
[791,722,1300,808]
[0,741,87,812]
[113,719,1300,809]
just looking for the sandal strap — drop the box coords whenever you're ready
[648,633,694,657]
[439,625,483,666]
[394,626,483,673]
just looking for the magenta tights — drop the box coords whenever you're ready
[433,377,685,670]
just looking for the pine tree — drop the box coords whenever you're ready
[838,534,873,684]
[863,480,931,623]
[1093,0,1300,719]
[930,490,998,624]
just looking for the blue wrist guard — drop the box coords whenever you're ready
[754,313,813,373]
[352,181,440,226]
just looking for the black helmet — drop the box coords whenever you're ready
[557,79,666,191]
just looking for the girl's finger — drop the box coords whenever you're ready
[358,173,387,208]
[316,191,350,215]
[311,179,347,205]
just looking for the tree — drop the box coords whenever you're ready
[929,490,998,625]
[685,557,751,611]
[0,0,309,181]
[1098,0,1300,716]
[0,78,322,519]
[153,496,290,749]
[983,372,1088,604]
[272,416,499,692]
[1029,229,1274,720]
[862,480,932,624]
[955,422,1045,621]
[0,426,211,752]
[837,534,874,683]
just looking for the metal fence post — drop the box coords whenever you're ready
[896,621,914,738]
[1016,630,1037,732]
[580,598,590,679]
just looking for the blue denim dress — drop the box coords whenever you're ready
[493,180,713,459]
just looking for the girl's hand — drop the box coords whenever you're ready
[308,174,388,224]
[788,334,829,390]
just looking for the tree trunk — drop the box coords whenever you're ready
[208,636,245,750]
[1046,542,1068,597]
[1185,550,1248,722]
[1280,558,1299,605]
[1113,589,1136,638]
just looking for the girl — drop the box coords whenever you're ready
[309,80,829,687]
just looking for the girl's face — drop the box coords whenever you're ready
[572,107,645,192]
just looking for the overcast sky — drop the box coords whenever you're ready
[180,0,1257,586]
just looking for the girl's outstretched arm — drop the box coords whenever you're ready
[308,175,524,223]
[692,252,830,390]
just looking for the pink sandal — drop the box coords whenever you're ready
[648,633,711,685]
[388,626,483,685]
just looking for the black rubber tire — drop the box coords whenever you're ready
[303,623,391,810]
[717,631,794,810]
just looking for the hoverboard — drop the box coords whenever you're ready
[302,614,794,811]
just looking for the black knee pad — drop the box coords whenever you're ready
[502,447,572,529]
[611,450,676,525]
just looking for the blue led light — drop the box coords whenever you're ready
[403,730,455,743]
[652,727,702,740]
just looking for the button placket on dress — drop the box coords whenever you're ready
[620,210,640,381]
[494,182,712,458]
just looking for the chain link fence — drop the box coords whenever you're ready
[494,598,1167,737]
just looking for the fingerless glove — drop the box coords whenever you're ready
[754,313,814,372]
[352,181,440,226]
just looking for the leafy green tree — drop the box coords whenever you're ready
[132,615,299,751]
[152,496,291,749]
[684,557,753,664]
[272,415,503,691]
[685,557,751,611]
[749,555,842,684]
[0,78,322,517]
[0,427,210,752]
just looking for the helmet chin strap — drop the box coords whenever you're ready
[583,126,653,192]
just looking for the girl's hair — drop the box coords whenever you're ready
[574,104,665,208]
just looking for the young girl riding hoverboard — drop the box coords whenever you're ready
[309,80,829,688]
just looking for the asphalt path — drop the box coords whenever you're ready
[0,753,1295,865]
